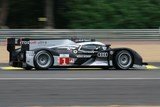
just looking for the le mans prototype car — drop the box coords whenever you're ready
[7,38,146,70]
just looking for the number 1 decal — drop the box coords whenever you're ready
[59,57,70,65]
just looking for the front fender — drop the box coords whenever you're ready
[111,48,143,65]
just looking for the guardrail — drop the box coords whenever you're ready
[0,29,160,40]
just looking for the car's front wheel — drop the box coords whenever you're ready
[114,50,133,70]
[34,50,53,70]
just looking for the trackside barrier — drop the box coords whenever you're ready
[0,29,160,40]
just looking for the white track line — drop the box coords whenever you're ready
[0,78,160,80]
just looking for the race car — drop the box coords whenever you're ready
[7,38,146,70]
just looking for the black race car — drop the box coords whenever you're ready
[7,38,146,70]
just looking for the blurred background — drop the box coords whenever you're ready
[0,0,160,29]
[0,0,160,63]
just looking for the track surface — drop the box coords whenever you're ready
[0,63,160,107]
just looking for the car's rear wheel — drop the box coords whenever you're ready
[114,50,133,70]
[34,50,53,70]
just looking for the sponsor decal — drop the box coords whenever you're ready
[20,41,29,44]
[37,41,47,45]
[60,54,69,57]
[97,52,108,57]
[20,40,48,45]
[20,40,37,45]
[77,54,91,58]
[57,49,72,53]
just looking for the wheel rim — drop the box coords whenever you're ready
[36,52,51,68]
[118,52,132,68]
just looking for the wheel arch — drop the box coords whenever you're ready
[33,48,59,56]
[33,49,55,70]
[111,48,143,66]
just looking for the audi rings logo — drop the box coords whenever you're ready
[97,52,108,57]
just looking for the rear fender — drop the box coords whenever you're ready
[26,48,59,67]
[33,48,59,56]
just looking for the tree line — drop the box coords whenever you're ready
[0,0,160,29]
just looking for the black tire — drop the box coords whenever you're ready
[34,50,53,70]
[114,50,133,70]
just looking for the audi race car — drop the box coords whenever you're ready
[7,38,146,70]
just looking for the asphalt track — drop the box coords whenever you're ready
[0,63,160,107]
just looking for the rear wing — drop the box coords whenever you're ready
[7,38,29,52]
[7,38,30,63]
